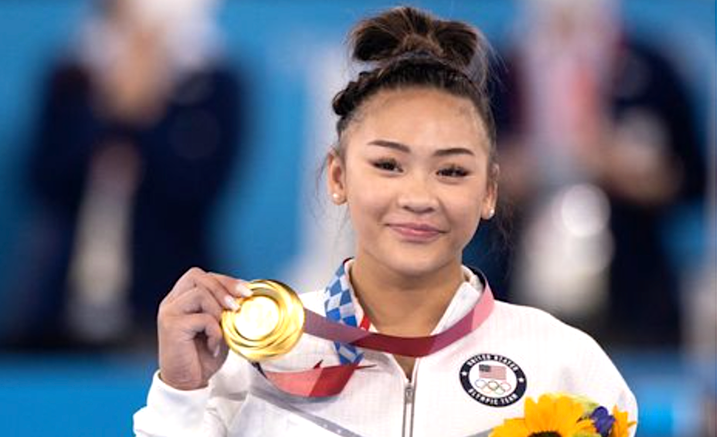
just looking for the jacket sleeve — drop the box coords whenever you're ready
[134,354,252,436]
[133,372,228,437]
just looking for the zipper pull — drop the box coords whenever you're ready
[404,383,414,404]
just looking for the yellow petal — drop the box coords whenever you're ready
[525,396,552,432]
[490,418,530,437]
[610,406,637,437]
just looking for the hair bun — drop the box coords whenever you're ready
[350,6,480,70]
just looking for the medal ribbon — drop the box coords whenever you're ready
[322,263,366,364]
[254,262,495,398]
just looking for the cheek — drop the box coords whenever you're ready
[442,187,485,235]
[345,170,392,230]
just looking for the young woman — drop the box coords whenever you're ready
[134,7,637,437]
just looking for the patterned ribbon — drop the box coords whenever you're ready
[254,261,495,398]
[322,262,364,364]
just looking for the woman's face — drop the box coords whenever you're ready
[328,87,498,277]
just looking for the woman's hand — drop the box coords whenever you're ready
[157,267,252,391]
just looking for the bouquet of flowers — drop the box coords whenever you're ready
[490,394,637,437]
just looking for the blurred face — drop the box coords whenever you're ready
[327,87,498,277]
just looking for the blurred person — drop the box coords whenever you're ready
[12,0,242,348]
[465,0,707,346]
[134,7,636,436]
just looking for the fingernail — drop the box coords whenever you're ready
[235,282,252,297]
[224,295,240,311]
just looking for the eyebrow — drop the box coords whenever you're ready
[368,139,476,157]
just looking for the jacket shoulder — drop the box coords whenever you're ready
[490,300,598,347]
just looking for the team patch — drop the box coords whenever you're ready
[459,353,526,407]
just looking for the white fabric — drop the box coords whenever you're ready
[134,268,638,437]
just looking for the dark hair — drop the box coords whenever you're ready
[331,6,497,167]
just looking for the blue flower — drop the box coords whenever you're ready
[590,406,616,437]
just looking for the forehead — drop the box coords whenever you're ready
[347,87,489,153]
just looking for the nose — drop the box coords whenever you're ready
[397,174,438,214]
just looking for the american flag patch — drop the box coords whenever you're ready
[478,364,506,380]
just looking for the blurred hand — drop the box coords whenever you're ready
[603,145,680,206]
[574,114,681,206]
[157,267,252,391]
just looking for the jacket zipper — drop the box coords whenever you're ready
[401,364,419,437]
[401,382,415,437]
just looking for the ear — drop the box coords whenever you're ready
[326,150,347,204]
[481,164,500,219]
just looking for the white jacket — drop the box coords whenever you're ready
[134,271,638,437]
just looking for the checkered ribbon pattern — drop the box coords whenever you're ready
[323,262,364,364]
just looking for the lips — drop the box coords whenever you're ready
[388,222,446,241]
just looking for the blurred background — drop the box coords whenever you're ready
[0,0,714,436]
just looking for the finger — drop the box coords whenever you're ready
[209,272,252,298]
[165,267,208,302]
[205,324,226,358]
[167,312,220,343]
[173,287,224,321]
[193,273,242,311]
[182,313,223,357]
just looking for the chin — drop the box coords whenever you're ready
[379,246,457,278]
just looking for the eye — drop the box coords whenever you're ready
[372,159,402,172]
[438,165,469,178]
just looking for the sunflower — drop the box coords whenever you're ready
[491,395,597,437]
[609,406,637,437]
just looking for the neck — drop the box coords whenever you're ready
[349,253,464,336]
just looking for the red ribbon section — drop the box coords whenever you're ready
[257,284,495,397]
[257,362,372,398]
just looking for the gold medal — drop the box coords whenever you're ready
[221,279,305,361]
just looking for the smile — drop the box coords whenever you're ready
[387,223,446,242]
